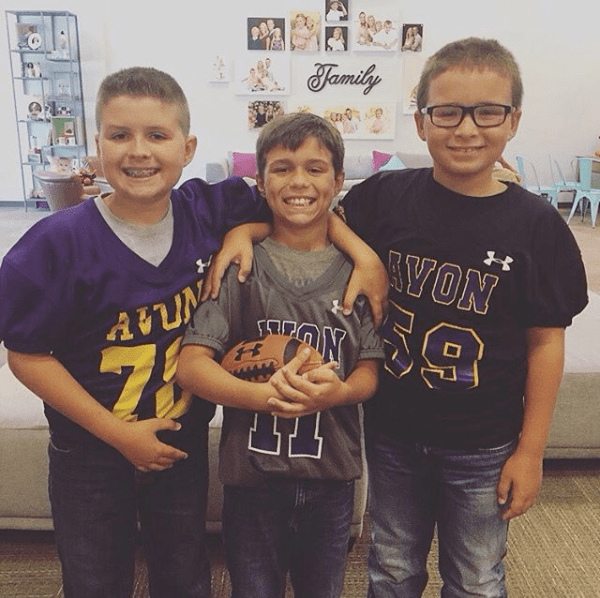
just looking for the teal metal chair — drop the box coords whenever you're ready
[549,155,580,203]
[515,155,558,208]
[567,157,600,228]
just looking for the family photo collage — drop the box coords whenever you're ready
[209,0,424,139]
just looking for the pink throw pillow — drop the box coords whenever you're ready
[232,152,257,179]
[372,150,392,171]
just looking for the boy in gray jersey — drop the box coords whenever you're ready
[177,112,384,598]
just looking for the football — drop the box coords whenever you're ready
[221,334,324,382]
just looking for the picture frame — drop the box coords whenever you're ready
[247,17,286,51]
[325,0,348,22]
[235,53,290,96]
[325,26,348,52]
[51,116,76,145]
[209,54,230,83]
[290,10,320,52]
[247,100,286,130]
[353,7,400,52]
[401,24,423,52]
[24,94,44,121]
[289,101,397,139]
[16,23,37,48]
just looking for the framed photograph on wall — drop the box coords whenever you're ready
[247,17,286,51]
[209,54,230,82]
[401,24,423,52]
[235,53,289,96]
[247,100,286,129]
[290,10,320,51]
[403,56,425,114]
[325,26,348,52]
[353,7,400,52]
[289,101,396,139]
[325,0,348,22]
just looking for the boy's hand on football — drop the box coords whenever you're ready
[114,418,188,472]
[267,348,341,417]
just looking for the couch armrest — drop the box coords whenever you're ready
[205,159,231,184]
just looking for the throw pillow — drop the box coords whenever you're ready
[232,152,257,179]
[372,150,391,171]
[378,154,406,171]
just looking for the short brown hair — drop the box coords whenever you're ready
[416,38,523,110]
[95,67,190,134]
[256,112,345,177]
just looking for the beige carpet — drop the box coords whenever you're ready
[1,461,599,597]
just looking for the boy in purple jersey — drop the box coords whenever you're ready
[0,66,270,598]
[177,113,384,598]
[336,38,588,597]
[0,68,386,598]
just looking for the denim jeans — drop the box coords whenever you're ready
[223,478,354,598]
[48,410,210,598]
[366,433,517,598]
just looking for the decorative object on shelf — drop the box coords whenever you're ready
[24,61,42,78]
[51,115,76,145]
[26,97,43,120]
[58,30,69,58]
[16,23,37,47]
[27,32,42,50]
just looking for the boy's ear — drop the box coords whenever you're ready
[334,169,345,196]
[508,107,522,140]
[414,110,426,141]
[183,135,198,167]
[256,173,265,196]
[95,134,101,157]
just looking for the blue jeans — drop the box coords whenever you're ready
[366,433,517,598]
[223,478,354,598]
[48,410,210,598]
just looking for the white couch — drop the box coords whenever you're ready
[205,150,434,188]
[0,364,367,537]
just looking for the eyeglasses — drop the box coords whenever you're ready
[420,104,515,128]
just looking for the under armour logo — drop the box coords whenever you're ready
[483,251,513,271]
[196,256,212,274]
[331,299,343,315]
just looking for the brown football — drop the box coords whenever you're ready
[220,334,324,382]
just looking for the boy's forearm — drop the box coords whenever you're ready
[516,327,565,458]
[7,350,127,447]
[177,344,275,411]
[327,211,378,265]
[341,359,380,404]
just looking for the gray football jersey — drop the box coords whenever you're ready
[183,242,384,486]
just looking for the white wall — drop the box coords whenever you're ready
[1,0,600,200]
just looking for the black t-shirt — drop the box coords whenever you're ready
[339,168,588,449]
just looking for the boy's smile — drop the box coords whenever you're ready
[415,67,521,196]
[257,136,344,250]
[96,95,196,224]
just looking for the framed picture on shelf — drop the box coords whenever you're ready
[23,61,42,78]
[51,116,76,145]
[16,23,37,48]
[23,94,44,120]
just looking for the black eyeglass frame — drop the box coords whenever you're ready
[420,104,515,128]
